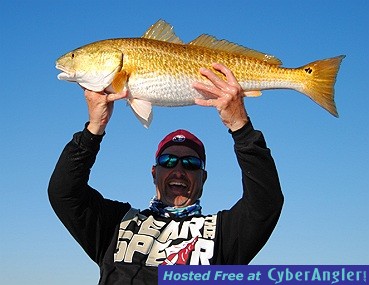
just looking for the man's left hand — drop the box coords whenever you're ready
[193,63,249,132]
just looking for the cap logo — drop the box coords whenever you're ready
[172,135,186,143]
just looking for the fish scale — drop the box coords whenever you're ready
[125,41,304,101]
[130,38,315,93]
[56,20,345,128]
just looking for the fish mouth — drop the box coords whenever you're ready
[56,63,75,80]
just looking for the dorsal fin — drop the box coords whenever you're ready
[142,20,184,44]
[189,34,282,65]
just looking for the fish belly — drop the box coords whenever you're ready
[127,74,205,106]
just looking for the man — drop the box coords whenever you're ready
[48,63,283,284]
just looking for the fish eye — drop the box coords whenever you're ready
[71,53,75,59]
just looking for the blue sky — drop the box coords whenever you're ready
[1,1,368,284]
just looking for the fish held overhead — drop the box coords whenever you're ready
[56,19,345,128]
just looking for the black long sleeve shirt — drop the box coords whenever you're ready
[48,121,283,284]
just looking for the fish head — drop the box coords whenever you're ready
[56,43,123,92]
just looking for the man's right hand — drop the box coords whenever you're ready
[84,89,128,135]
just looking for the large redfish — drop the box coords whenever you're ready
[56,20,345,127]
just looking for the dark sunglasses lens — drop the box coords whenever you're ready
[157,154,203,170]
[182,157,203,170]
[157,154,178,168]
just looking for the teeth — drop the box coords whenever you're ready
[169,182,187,187]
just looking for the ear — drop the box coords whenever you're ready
[198,170,207,199]
[202,170,207,184]
[151,165,156,184]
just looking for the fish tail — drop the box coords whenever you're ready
[298,55,345,117]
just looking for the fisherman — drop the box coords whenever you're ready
[48,63,284,284]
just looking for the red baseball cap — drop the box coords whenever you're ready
[155,129,206,165]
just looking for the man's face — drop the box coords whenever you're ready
[152,145,207,207]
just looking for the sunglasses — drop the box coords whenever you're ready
[156,154,205,170]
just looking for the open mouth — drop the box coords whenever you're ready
[56,64,75,80]
[55,63,67,72]
[169,181,187,188]
[168,181,189,194]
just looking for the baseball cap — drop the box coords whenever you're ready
[155,129,206,165]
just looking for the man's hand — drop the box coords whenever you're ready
[84,89,128,135]
[193,63,249,132]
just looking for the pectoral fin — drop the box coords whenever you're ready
[111,70,128,93]
[127,98,153,128]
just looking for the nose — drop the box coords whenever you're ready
[170,162,186,176]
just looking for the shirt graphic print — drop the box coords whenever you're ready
[114,209,217,266]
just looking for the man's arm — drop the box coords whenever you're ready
[48,89,130,263]
[232,121,283,220]
[193,63,283,264]
[218,120,283,264]
[48,125,131,263]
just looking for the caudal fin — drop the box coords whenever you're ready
[299,55,345,117]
